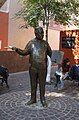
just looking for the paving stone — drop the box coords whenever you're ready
[0,71,79,120]
[25,118,31,120]
[0,90,79,120]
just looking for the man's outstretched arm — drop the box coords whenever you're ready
[12,42,31,56]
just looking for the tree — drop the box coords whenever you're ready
[0,0,6,8]
[15,0,79,42]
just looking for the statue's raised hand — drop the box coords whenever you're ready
[12,47,18,51]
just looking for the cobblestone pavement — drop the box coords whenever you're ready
[0,71,79,120]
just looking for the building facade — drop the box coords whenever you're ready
[0,0,79,72]
[0,0,61,51]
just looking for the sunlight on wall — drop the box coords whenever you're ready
[44,28,60,50]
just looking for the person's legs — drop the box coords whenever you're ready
[76,75,79,86]
[1,76,9,88]
[0,68,9,88]
[54,74,61,88]
[60,75,64,89]
[39,68,47,107]
[4,76,9,88]
[27,67,38,105]
[1,77,4,86]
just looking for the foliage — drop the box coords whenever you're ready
[15,0,79,41]
[16,0,79,27]
[0,0,6,7]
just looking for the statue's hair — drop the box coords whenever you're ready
[34,27,44,34]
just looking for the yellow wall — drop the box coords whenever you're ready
[48,29,60,50]
[8,0,34,49]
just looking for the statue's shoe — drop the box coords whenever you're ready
[41,100,48,107]
[26,100,36,105]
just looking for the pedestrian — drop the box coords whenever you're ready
[0,65,9,88]
[11,27,52,107]
[69,58,79,85]
[54,58,70,90]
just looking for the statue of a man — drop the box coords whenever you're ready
[12,27,52,107]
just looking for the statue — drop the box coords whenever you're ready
[11,27,52,107]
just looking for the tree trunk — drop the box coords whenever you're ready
[45,23,48,42]
[44,4,49,42]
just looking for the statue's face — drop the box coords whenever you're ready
[35,27,44,40]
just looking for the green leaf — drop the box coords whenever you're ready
[15,0,79,41]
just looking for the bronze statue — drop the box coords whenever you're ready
[12,27,52,107]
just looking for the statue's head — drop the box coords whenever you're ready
[34,27,44,40]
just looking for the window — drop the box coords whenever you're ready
[62,37,75,48]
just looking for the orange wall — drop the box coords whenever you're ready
[0,11,8,51]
